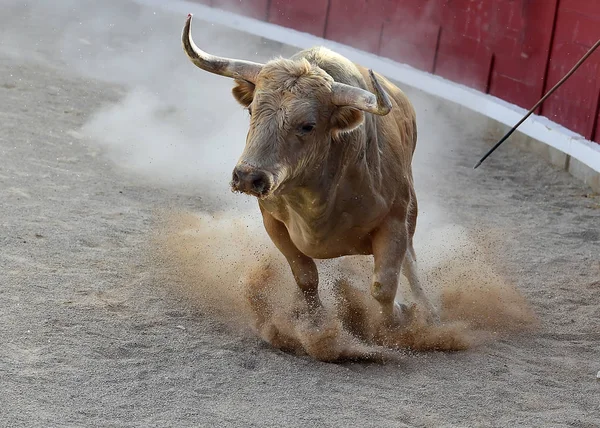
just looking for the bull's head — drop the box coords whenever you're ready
[182,14,392,198]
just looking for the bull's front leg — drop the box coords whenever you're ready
[259,207,322,312]
[370,218,412,328]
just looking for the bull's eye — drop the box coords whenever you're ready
[247,107,253,117]
[298,123,315,134]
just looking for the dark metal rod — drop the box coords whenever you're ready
[474,38,600,169]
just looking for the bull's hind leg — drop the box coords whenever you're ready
[402,244,440,324]
[403,193,439,324]
[259,207,322,312]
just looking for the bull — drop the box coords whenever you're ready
[181,14,438,328]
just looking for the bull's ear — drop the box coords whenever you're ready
[232,79,255,107]
[331,106,364,134]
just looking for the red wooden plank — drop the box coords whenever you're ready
[442,0,473,12]
[543,45,600,138]
[489,73,539,109]
[550,8,600,47]
[488,33,519,59]
[268,0,329,37]
[490,0,524,33]
[379,0,441,72]
[540,0,600,141]
[433,0,496,90]
[461,2,493,41]
[485,0,557,111]
[435,31,493,91]
[324,0,388,54]
[546,44,600,95]
[547,47,598,98]
[594,92,600,143]
[385,0,442,22]
[489,53,548,110]
[440,0,493,41]
[543,98,598,139]
[380,22,440,72]
[558,0,600,19]
[214,0,269,20]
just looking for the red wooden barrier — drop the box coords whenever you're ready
[202,0,600,145]
[324,0,389,53]
[541,0,600,142]
[380,0,441,73]
[268,0,329,37]
[213,0,269,20]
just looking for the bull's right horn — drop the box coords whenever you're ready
[331,69,392,116]
[182,13,263,83]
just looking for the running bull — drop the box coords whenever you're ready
[181,14,438,327]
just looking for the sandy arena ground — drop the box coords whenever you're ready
[1,0,599,426]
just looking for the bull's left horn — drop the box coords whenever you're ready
[182,13,263,82]
[331,69,392,116]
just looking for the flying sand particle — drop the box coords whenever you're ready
[148,209,539,362]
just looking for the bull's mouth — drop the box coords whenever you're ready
[230,181,273,199]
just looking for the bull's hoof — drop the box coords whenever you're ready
[425,308,441,326]
[419,301,441,326]
[296,298,327,328]
[396,301,418,325]
[383,301,441,330]
[379,301,416,330]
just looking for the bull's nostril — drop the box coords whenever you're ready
[231,166,270,196]
[251,176,266,194]
[232,169,240,185]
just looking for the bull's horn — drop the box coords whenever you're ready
[331,69,392,116]
[182,13,263,82]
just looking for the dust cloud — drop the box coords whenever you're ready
[23,0,538,361]
[149,208,538,362]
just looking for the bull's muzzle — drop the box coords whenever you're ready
[231,164,273,198]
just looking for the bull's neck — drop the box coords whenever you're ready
[281,127,376,222]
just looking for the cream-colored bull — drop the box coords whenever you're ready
[182,14,438,327]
